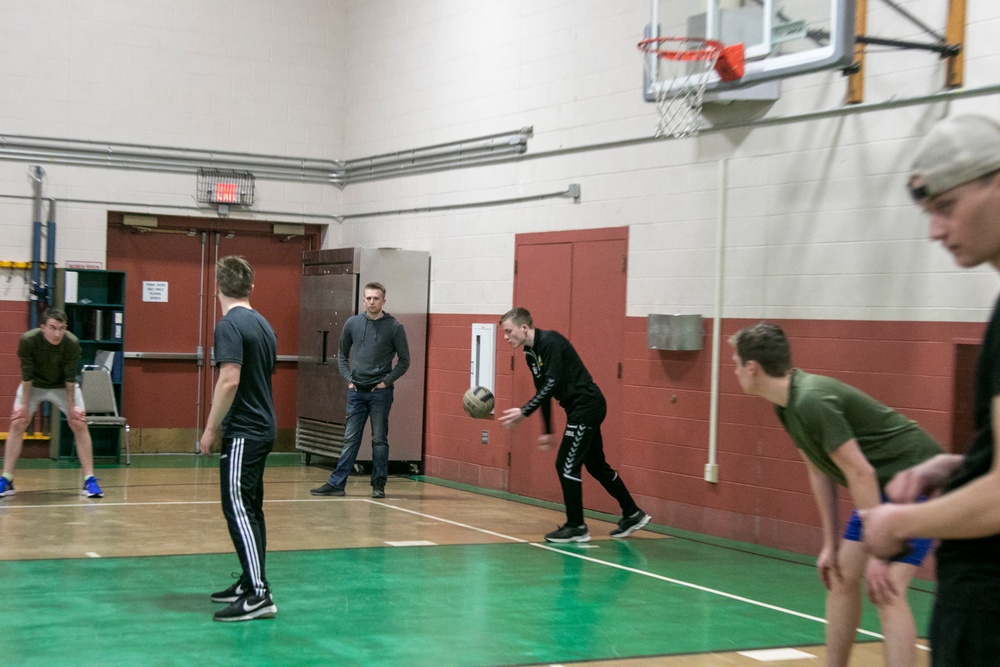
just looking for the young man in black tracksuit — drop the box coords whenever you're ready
[200,256,279,622]
[498,307,651,543]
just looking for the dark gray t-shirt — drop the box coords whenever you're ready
[214,306,277,441]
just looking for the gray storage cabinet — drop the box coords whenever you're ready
[296,248,429,471]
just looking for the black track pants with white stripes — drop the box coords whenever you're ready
[555,420,640,527]
[220,437,273,597]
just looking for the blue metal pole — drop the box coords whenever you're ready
[29,166,45,328]
[46,199,57,308]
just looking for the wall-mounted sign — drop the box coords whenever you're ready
[142,281,169,302]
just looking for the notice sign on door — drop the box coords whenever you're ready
[142,281,169,302]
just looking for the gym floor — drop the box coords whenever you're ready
[0,455,932,666]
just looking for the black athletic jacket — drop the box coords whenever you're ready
[520,328,604,433]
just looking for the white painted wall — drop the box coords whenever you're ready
[0,0,348,293]
[1,0,998,322]
[335,0,1000,321]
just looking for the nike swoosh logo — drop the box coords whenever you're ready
[242,598,267,612]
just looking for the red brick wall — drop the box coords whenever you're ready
[423,313,986,558]
[423,314,513,489]
[4,300,986,558]
[0,302,51,457]
[0,301,30,419]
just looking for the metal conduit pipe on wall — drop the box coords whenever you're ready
[0,134,342,179]
[0,148,340,184]
[4,85,1000,188]
[4,87,999,225]
[46,199,56,309]
[0,88,998,188]
[0,128,534,186]
[0,193,342,223]
[1,90,996,226]
[342,150,529,184]
[341,129,531,174]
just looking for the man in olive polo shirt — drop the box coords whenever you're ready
[1,308,103,498]
[731,322,940,667]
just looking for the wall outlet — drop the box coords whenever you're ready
[481,430,489,444]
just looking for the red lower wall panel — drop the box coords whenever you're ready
[0,301,50,457]
[424,314,513,489]
[423,312,985,563]
[2,302,985,562]
[0,301,30,412]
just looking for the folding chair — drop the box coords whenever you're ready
[81,366,130,465]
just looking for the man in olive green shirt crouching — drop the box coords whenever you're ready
[1,308,103,499]
[731,322,940,667]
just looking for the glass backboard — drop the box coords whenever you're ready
[644,0,855,98]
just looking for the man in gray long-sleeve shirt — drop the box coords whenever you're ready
[311,282,409,498]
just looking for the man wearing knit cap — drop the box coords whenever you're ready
[861,115,1000,666]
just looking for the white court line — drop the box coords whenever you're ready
[367,500,883,640]
[738,648,815,661]
[3,495,889,641]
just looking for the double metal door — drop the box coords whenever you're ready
[107,223,308,449]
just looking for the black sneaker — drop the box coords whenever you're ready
[211,576,249,603]
[544,523,591,543]
[610,510,652,538]
[371,484,385,498]
[213,592,277,622]
[310,483,345,496]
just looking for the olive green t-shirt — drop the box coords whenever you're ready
[775,370,942,488]
[17,328,82,389]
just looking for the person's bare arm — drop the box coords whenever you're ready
[800,452,842,590]
[199,363,241,454]
[862,395,1000,556]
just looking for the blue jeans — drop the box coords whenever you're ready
[327,387,393,489]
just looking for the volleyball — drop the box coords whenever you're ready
[463,386,495,419]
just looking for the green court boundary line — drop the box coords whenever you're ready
[412,474,937,595]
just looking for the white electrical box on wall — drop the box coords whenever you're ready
[470,323,496,392]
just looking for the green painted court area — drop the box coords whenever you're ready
[3,535,934,667]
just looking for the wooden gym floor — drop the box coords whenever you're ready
[0,455,932,666]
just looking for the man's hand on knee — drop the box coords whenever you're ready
[68,406,88,428]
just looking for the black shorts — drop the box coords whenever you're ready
[930,604,1000,667]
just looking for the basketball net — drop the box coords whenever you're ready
[639,37,727,139]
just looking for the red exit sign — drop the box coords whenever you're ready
[214,182,239,203]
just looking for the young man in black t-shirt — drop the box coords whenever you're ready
[861,115,1000,666]
[498,307,650,543]
[199,256,278,622]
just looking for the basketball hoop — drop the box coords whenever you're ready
[638,37,745,138]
